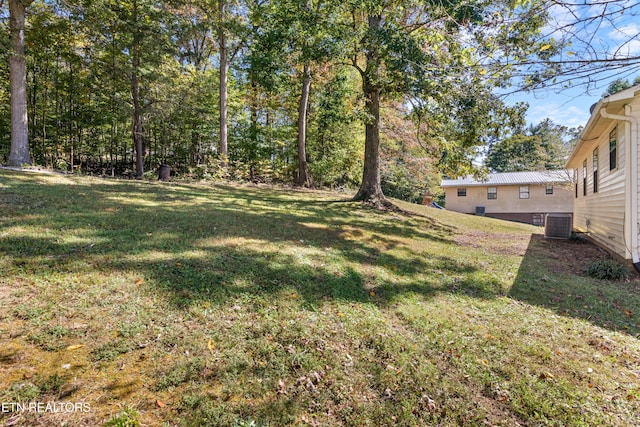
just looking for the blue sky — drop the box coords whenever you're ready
[504,87,600,129]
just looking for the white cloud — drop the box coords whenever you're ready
[610,23,640,40]
[609,24,640,56]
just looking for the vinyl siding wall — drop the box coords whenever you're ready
[573,122,627,258]
[444,184,573,216]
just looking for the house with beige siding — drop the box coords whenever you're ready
[566,84,640,270]
[441,171,573,226]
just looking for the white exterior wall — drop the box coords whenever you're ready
[573,122,628,258]
[445,184,573,215]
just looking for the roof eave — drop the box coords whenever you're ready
[566,86,640,168]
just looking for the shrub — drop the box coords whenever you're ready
[586,259,629,281]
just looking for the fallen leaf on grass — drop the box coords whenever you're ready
[65,344,85,351]
[276,379,287,395]
[156,400,165,408]
[207,339,215,353]
[134,278,144,285]
[425,395,436,411]
[5,416,21,427]
[624,310,632,318]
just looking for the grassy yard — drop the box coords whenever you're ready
[1,170,639,426]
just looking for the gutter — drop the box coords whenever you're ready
[600,107,640,272]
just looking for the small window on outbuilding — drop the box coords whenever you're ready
[457,188,467,197]
[609,127,617,171]
[545,184,553,195]
[487,187,497,199]
[519,186,529,199]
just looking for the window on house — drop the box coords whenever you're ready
[545,184,553,195]
[575,169,578,198]
[519,186,529,199]
[487,187,497,199]
[583,159,587,196]
[610,127,617,171]
[593,147,599,193]
[457,188,467,197]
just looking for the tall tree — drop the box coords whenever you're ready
[211,0,246,170]
[8,0,34,166]
[217,0,229,166]
[335,0,550,205]
[486,118,575,172]
[72,0,176,177]
[296,63,313,186]
[248,0,337,187]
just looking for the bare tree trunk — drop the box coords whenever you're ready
[218,0,228,169]
[353,15,386,206]
[131,0,144,178]
[296,64,314,188]
[353,77,385,205]
[8,0,33,166]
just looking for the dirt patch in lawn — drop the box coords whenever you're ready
[524,234,622,276]
[455,231,533,256]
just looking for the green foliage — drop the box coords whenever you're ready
[104,408,141,427]
[91,339,133,362]
[155,358,206,391]
[586,259,629,281]
[308,69,364,188]
[486,134,546,172]
[26,325,70,351]
[2,0,561,194]
[379,103,440,203]
[381,161,424,203]
[486,118,572,172]
[603,78,633,97]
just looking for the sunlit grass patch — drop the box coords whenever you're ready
[1,170,639,426]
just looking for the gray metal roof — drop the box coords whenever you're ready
[441,170,573,187]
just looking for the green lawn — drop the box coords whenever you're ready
[1,170,639,426]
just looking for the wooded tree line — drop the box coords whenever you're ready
[3,0,635,203]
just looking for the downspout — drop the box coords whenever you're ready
[600,106,640,271]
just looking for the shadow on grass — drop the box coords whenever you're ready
[510,234,640,337]
[0,172,476,310]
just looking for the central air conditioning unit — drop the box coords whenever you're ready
[545,214,573,239]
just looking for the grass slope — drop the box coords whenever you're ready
[0,170,639,426]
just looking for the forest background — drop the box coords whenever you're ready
[2,0,638,204]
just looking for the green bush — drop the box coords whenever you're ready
[586,259,629,281]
